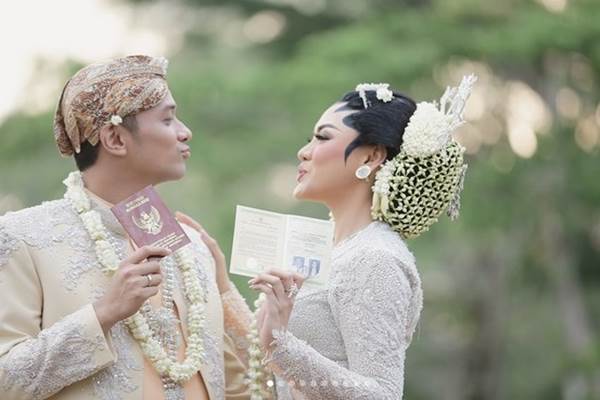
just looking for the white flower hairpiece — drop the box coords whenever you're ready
[402,74,477,157]
[110,115,123,126]
[370,74,477,238]
[355,83,394,109]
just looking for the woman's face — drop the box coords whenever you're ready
[293,102,373,203]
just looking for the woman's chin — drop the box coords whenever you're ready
[292,186,303,200]
[293,183,309,200]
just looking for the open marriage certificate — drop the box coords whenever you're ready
[229,205,334,287]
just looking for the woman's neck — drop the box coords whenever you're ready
[328,188,374,245]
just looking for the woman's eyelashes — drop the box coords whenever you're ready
[306,133,331,143]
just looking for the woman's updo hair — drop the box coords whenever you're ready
[339,90,417,161]
[336,84,470,240]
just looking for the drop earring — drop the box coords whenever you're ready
[355,165,372,180]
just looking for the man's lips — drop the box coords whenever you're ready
[181,148,191,159]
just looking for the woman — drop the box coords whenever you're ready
[181,75,476,399]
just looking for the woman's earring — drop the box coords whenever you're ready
[355,165,372,180]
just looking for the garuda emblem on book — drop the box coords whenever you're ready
[132,206,164,235]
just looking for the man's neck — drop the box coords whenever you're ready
[81,168,155,205]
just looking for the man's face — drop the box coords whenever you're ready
[123,90,192,184]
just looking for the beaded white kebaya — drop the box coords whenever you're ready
[63,171,207,387]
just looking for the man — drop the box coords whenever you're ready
[0,55,253,400]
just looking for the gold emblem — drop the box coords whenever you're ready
[132,206,163,235]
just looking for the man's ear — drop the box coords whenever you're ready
[97,125,127,157]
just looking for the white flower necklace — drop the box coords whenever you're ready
[245,294,274,399]
[63,171,207,384]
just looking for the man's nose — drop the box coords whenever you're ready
[178,120,192,141]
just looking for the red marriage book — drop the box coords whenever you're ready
[111,186,191,252]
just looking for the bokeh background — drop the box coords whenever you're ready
[1,0,599,398]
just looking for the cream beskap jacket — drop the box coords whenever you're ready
[0,196,254,400]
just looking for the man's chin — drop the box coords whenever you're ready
[156,166,186,184]
[170,169,186,182]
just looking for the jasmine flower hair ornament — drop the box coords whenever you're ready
[355,83,394,108]
[370,74,477,239]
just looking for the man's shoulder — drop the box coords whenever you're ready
[0,199,68,228]
[0,199,72,252]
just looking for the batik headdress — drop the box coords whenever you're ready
[54,55,169,156]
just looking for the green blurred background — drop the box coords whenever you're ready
[1,0,599,398]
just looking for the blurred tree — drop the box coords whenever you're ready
[1,0,599,398]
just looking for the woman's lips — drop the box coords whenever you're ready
[297,170,307,182]
[181,149,191,159]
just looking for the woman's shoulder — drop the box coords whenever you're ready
[335,222,415,265]
[369,222,416,264]
[331,222,420,290]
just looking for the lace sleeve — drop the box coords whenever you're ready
[0,234,116,400]
[221,284,254,365]
[267,249,421,399]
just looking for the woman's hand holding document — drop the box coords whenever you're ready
[229,205,334,287]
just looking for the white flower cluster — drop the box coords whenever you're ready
[110,115,123,126]
[369,75,476,233]
[64,172,119,273]
[63,171,207,384]
[371,158,398,217]
[245,293,273,400]
[372,159,396,196]
[63,172,90,212]
[402,74,477,157]
[355,82,394,108]
[401,102,454,157]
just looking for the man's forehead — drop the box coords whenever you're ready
[157,92,177,110]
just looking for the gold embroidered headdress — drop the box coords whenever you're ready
[53,55,169,156]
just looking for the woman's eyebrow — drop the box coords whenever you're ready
[315,123,339,133]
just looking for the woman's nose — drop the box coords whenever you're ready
[297,143,311,161]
